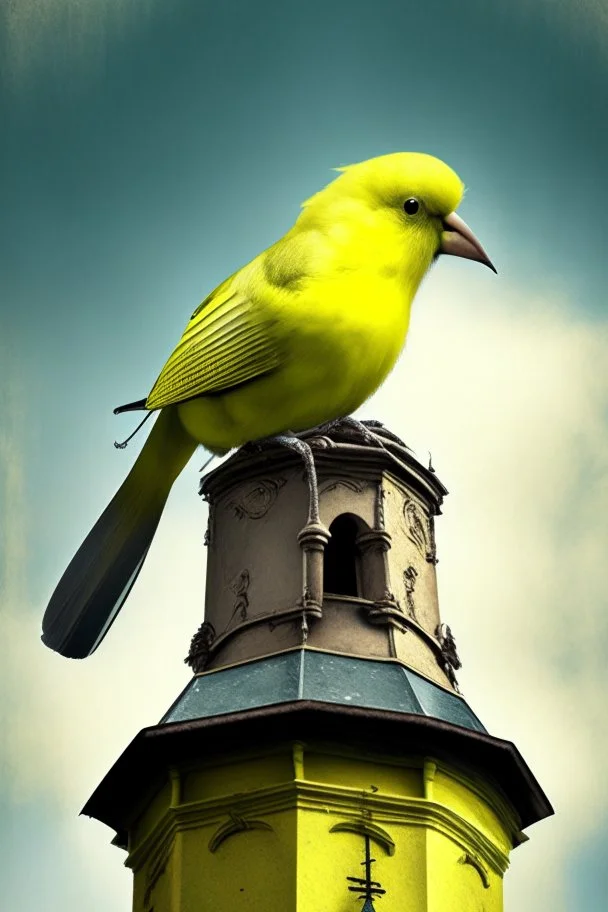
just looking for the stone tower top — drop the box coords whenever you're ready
[189,421,459,693]
[84,421,553,854]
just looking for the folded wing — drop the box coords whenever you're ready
[146,276,284,409]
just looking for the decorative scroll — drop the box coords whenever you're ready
[209,812,274,852]
[229,477,286,520]
[458,852,490,888]
[330,820,395,857]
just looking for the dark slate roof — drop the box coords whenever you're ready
[161,649,486,734]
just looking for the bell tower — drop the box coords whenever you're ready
[83,423,552,911]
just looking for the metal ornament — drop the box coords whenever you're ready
[347,835,386,909]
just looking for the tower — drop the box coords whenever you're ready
[83,423,552,911]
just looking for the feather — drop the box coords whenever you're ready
[41,408,197,657]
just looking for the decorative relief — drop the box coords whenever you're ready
[319,478,364,496]
[209,812,274,853]
[381,586,396,605]
[427,514,438,564]
[403,495,428,554]
[184,621,216,673]
[403,495,437,564]
[227,569,250,627]
[403,566,418,619]
[435,623,462,693]
[229,477,286,520]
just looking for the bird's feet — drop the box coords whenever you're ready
[269,433,321,525]
[303,416,387,449]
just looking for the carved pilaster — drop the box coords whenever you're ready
[297,521,331,617]
[356,528,392,605]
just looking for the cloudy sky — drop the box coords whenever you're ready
[1,1,607,909]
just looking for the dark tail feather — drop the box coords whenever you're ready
[41,485,166,658]
[41,407,197,658]
[114,398,148,415]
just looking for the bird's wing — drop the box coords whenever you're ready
[146,274,284,410]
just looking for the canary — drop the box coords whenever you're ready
[41,152,495,658]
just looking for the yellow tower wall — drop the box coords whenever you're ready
[126,742,520,912]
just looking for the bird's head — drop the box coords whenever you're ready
[302,152,495,276]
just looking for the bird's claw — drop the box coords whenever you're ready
[316,416,386,449]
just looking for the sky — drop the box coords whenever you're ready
[1,0,607,909]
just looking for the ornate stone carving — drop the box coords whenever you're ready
[435,623,462,692]
[367,590,407,629]
[403,495,437,564]
[227,569,250,626]
[229,477,286,520]
[319,478,364,496]
[184,621,216,673]
[403,565,418,619]
[403,495,428,554]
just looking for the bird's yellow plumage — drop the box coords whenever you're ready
[42,152,494,658]
[149,152,465,451]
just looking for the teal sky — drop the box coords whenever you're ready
[1,2,607,910]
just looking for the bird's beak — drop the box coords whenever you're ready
[440,211,497,273]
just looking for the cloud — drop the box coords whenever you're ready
[0,340,27,612]
[366,267,608,909]
[0,473,207,808]
[1,271,606,909]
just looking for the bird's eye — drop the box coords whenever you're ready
[403,198,420,215]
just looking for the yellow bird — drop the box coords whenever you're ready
[41,152,495,658]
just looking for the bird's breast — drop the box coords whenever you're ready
[287,271,411,392]
[178,271,413,451]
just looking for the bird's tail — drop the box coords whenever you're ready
[41,406,197,658]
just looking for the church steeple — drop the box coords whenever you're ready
[83,422,552,911]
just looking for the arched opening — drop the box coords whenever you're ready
[323,514,361,597]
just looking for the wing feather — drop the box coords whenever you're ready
[146,276,283,409]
